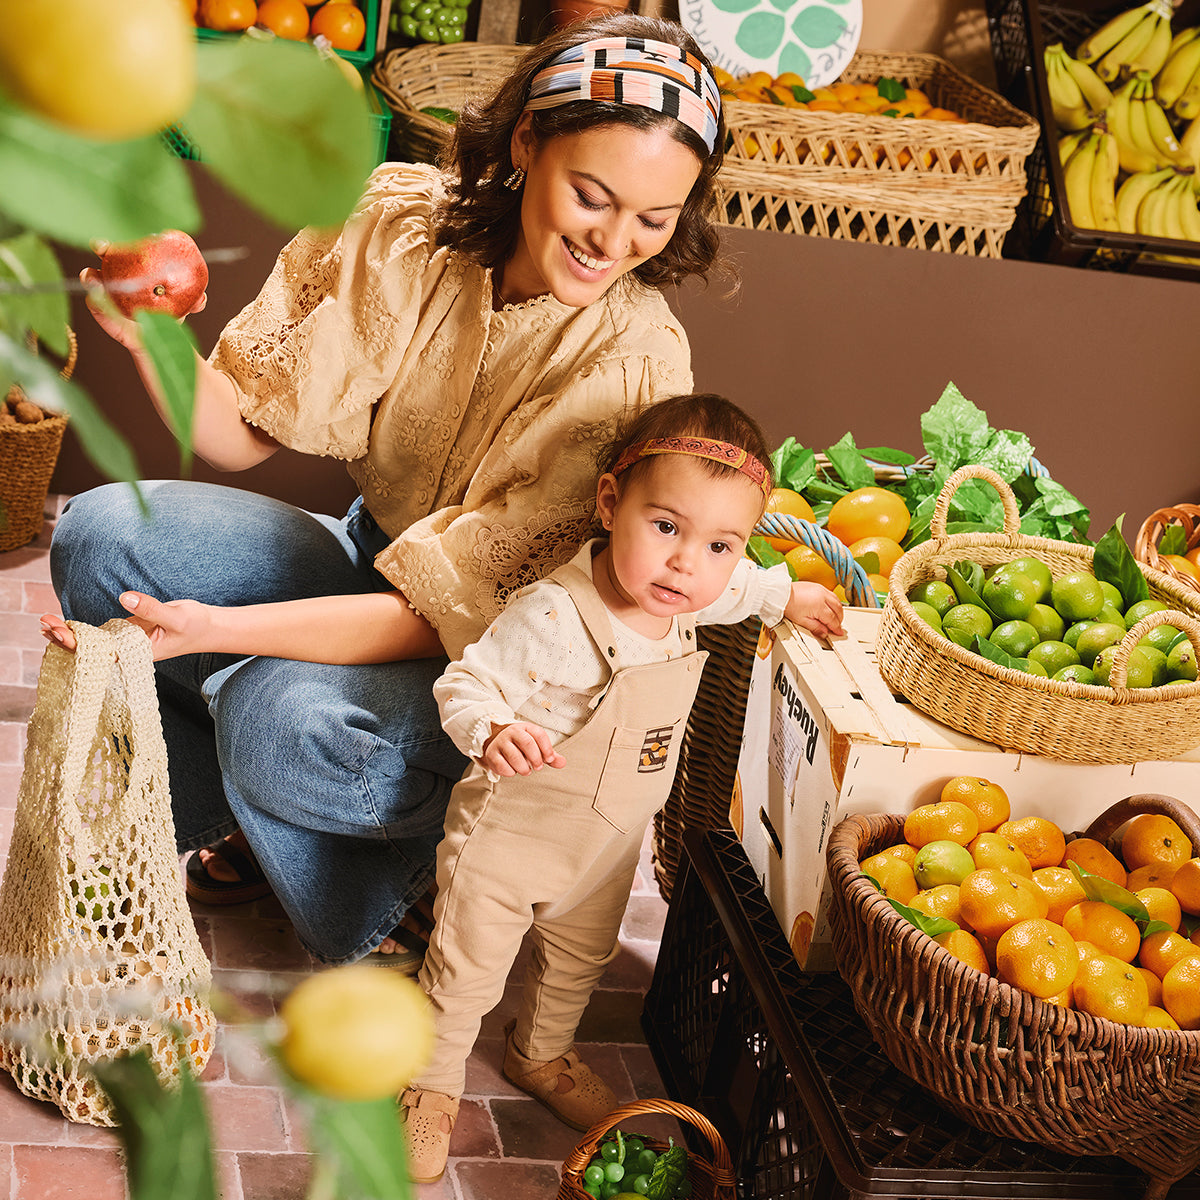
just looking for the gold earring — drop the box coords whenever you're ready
[503,166,525,191]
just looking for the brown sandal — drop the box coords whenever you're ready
[501,1021,617,1131]
[399,1087,459,1183]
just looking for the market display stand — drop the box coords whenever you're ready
[642,826,1200,1200]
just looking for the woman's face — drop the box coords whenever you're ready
[499,116,703,308]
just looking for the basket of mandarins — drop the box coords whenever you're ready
[1135,503,1200,598]
[825,791,1200,1200]
[877,464,1200,765]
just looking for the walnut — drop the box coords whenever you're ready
[13,399,46,424]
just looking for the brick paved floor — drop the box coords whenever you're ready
[0,496,677,1199]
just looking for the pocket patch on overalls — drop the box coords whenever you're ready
[638,726,674,772]
[592,722,681,833]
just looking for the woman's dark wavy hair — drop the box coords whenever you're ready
[432,13,726,289]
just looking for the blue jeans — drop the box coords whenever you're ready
[50,480,467,964]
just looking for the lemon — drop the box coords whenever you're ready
[908,579,957,618]
[913,840,976,888]
[942,603,993,642]
[982,572,1039,621]
[991,620,1039,659]
[909,601,942,632]
[1027,640,1079,677]
[1027,603,1066,643]
[1052,663,1095,685]
[1051,572,1104,623]
[0,0,196,141]
[1074,621,1127,668]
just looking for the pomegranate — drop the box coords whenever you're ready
[98,230,208,319]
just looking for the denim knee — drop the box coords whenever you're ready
[51,483,145,623]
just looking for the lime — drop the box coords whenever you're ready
[910,601,943,633]
[1141,623,1183,654]
[908,579,957,618]
[944,627,974,649]
[1052,663,1095,685]
[982,572,1039,621]
[1098,581,1125,612]
[1074,622,1128,668]
[1027,603,1066,643]
[1064,620,1097,649]
[1166,638,1198,682]
[1013,657,1049,677]
[942,603,994,642]
[913,840,976,888]
[1093,644,1154,688]
[1125,598,1168,630]
[1135,644,1169,686]
[1027,640,1080,677]
[996,557,1053,603]
[1096,603,1126,629]
[991,619,1040,659]
[1051,572,1104,623]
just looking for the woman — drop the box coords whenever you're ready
[49,13,727,967]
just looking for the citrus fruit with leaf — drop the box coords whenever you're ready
[1061,900,1139,962]
[990,620,1039,659]
[913,840,976,888]
[1026,640,1079,677]
[1026,603,1066,643]
[1051,572,1104,623]
[1061,838,1127,888]
[1122,814,1193,872]
[279,964,434,1100]
[0,0,196,140]
[996,917,1078,999]
[969,831,1032,878]
[907,579,956,618]
[1162,955,1200,1029]
[940,776,1010,832]
[941,604,993,643]
[848,536,903,579]
[1135,886,1182,932]
[982,573,1039,622]
[862,855,917,904]
[1097,581,1124,612]
[903,801,978,849]
[995,816,1066,869]
[826,486,910,545]
[1032,866,1088,923]
[909,884,964,926]
[1073,952,1149,1025]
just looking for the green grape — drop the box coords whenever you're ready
[413,0,438,15]
[583,1186,602,1200]
[632,1174,652,1195]
[625,1137,645,1155]
[600,1142,621,1162]
[600,1184,620,1200]
[439,23,464,40]
[584,1164,606,1186]
[417,19,439,39]
[635,1149,657,1174]
[603,1162,625,1183]
[399,14,418,36]
[398,0,419,11]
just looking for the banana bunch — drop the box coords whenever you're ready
[1178,113,1200,176]
[1155,26,1200,118]
[1045,42,1114,130]
[1115,166,1200,237]
[1061,127,1121,230]
[1077,0,1175,83]
[1106,71,1182,172]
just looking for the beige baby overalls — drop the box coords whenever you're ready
[414,561,708,1096]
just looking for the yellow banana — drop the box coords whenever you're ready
[1160,174,1189,240]
[1174,173,1200,240]
[1168,25,1200,59]
[1045,43,1092,130]
[1115,166,1174,232]
[1175,61,1200,121]
[1096,10,1160,81]
[1058,129,1089,164]
[1155,27,1200,108]
[1063,52,1115,113]
[1062,132,1101,228]
[1136,173,1174,236]
[1141,83,1184,163]
[1107,79,1160,172]
[1178,113,1200,170]
[1089,129,1121,230]
[1125,12,1173,77]
[1077,3,1155,64]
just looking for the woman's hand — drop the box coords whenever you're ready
[80,261,207,353]
[784,582,845,639]
[480,722,566,777]
[40,592,217,661]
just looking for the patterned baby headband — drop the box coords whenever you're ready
[611,436,771,498]
[525,36,722,155]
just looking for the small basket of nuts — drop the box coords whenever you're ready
[1,328,76,552]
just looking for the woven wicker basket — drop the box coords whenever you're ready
[557,1098,736,1200]
[1135,503,1200,597]
[0,329,77,553]
[371,43,525,164]
[877,464,1200,764]
[825,793,1200,1200]
[718,50,1039,255]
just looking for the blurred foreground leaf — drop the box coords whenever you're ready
[137,311,198,473]
[303,1092,414,1200]
[0,233,69,355]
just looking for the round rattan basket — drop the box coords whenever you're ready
[1136,503,1200,597]
[825,794,1200,1200]
[557,1099,736,1200]
[371,43,525,164]
[877,464,1200,764]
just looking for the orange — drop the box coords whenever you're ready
[743,70,773,90]
[826,487,910,547]
[1121,813,1193,872]
[789,911,814,966]
[1061,838,1127,888]
[1171,858,1200,916]
[848,535,904,579]
[995,816,1067,869]
[783,545,838,589]
[903,801,979,849]
[1162,554,1200,582]
[940,776,1010,833]
[1142,1005,1180,1029]
[1187,545,1200,570]
[934,928,990,975]
[867,573,889,595]
[1162,955,1200,1029]
[1073,952,1149,1025]
[1139,929,1200,979]
[1032,866,1089,924]
[866,842,918,868]
[959,868,1049,940]
[1061,900,1140,963]
[969,831,1033,878]
[772,71,807,89]
[308,0,365,49]
[863,856,918,905]
[1136,965,1164,1008]
[256,0,308,35]
[1043,984,1074,1009]
[996,917,1078,999]
[909,884,964,927]
[1127,862,1180,891]
[1135,886,1182,933]
[199,0,257,28]
[762,487,815,551]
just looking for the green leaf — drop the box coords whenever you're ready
[888,897,958,939]
[1066,860,1149,922]
[0,233,69,356]
[824,431,876,490]
[419,106,458,123]
[303,1093,415,1200]
[855,552,880,574]
[805,479,850,502]
[919,382,991,471]
[1141,919,1174,938]
[859,445,917,466]
[0,97,199,249]
[945,561,985,607]
[136,311,197,472]
[1092,519,1150,609]
[975,427,1034,483]
[877,76,907,102]
[1160,524,1188,557]
[770,438,817,493]
[790,85,816,103]
[747,535,786,570]
[92,1049,217,1200]
[972,634,1024,670]
[185,38,376,232]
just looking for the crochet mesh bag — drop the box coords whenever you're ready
[0,619,214,1125]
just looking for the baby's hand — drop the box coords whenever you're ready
[784,581,845,639]
[480,722,566,777]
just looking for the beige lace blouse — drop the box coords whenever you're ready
[209,162,694,658]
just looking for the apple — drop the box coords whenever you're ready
[98,229,208,319]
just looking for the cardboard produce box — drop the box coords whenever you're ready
[733,608,1200,972]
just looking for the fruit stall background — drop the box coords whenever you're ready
[46,0,1200,542]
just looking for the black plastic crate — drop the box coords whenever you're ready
[984,0,1200,275]
[642,827,1200,1200]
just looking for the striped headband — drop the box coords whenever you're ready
[611,437,771,498]
[525,36,722,154]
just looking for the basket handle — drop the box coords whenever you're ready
[754,513,879,607]
[1083,793,1200,851]
[1108,609,1200,691]
[929,464,1021,542]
